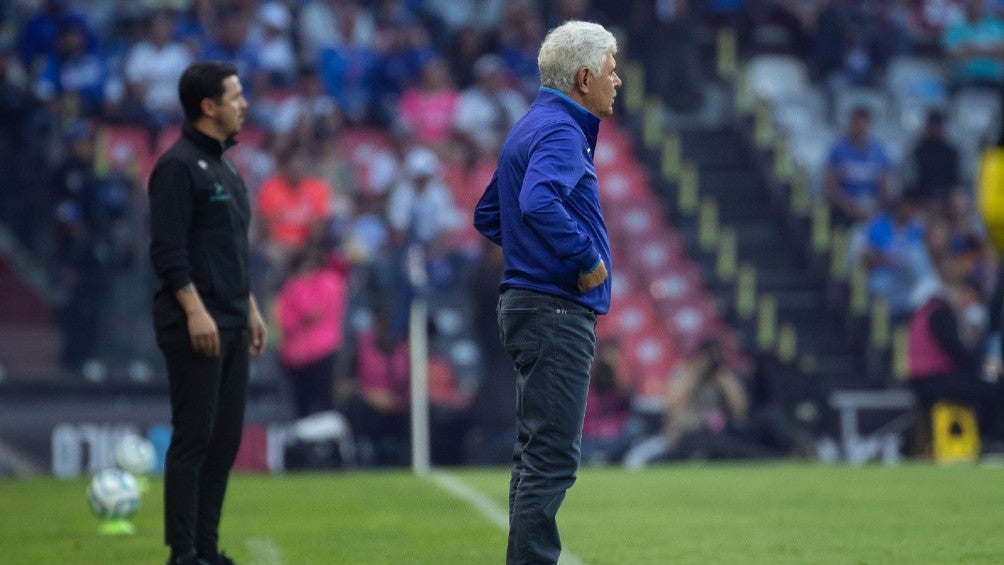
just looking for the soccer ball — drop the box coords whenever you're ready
[114,434,156,476]
[87,468,141,520]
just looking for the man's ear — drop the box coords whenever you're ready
[576,67,592,95]
[200,97,216,119]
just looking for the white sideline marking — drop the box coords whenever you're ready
[245,536,283,565]
[426,472,586,565]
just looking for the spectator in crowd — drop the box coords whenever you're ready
[544,0,609,31]
[423,0,504,34]
[51,123,109,374]
[33,19,108,119]
[347,305,411,465]
[276,245,350,418]
[465,241,517,465]
[255,146,334,290]
[454,54,528,159]
[299,0,376,67]
[16,0,95,73]
[943,0,1004,90]
[174,0,215,55]
[859,194,930,319]
[824,105,893,225]
[123,10,192,128]
[428,347,475,466]
[201,6,262,95]
[624,338,784,468]
[444,25,490,90]
[0,40,45,250]
[385,145,461,245]
[499,8,544,101]
[252,2,297,87]
[809,0,896,88]
[266,66,344,145]
[316,7,377,125]
[581,339,640,464]
[908,277,1002,441]
[903,110,963,210]
[345,190,390,264]
[369,21,436,124]
[396,57,459,147]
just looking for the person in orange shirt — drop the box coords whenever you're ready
[255,146,333,290]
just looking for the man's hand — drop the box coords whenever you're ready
[176,284,220,357]
[188,309,220,357]
[577,259,608,293]
[248,293,267,357]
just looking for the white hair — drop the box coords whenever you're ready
[537,20,618,94]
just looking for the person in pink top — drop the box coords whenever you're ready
[396,57,459,147]
[581,340,641,464]
[276,245,350,417]
[348,306,411,465]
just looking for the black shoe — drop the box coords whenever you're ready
[199,551,237,565]
[167,550,201,565]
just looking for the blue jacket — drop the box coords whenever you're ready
[474,88,611,314]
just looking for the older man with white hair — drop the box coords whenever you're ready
[474,20,621,565]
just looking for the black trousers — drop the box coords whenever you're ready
[158,327,248,557]
[281,353,335,418]
[498,288,596,565]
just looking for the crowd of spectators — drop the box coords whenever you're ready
[739,0,1004,448]
[5,0,1004,465]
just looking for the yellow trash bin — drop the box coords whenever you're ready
[931,402,980,464]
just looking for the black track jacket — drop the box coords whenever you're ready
[149,122,250,332]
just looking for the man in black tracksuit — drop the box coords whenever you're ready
[149,62,267,565]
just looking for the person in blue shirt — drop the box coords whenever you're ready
[474,20,620,565]
[860,193,930,319]
[943,0,1004,90]
[824,105,893,224]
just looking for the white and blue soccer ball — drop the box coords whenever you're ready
[87,468,141,520]
[113,434,156,476]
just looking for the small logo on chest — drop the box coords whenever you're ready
[210,182,231,202]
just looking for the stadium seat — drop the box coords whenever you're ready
[745,55,810,104]
[949,87,1001,143]
[884,56,948,104]
[895,94,946,138]
[788,125,837,195]
[597,291,659,341]
[771,87,828,138]
[872,124,911,167]
[833,87,892,130]
[620,328,680,400]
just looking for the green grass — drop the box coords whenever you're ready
[6,464,1004,564]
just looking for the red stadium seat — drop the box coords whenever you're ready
[621,329,680,399]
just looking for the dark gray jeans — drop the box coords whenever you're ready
[498,288,597,565]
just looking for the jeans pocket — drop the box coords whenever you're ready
[499,307,540,367]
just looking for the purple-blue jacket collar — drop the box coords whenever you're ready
[537,87,600,151]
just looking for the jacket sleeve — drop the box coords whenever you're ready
[519,125,600,273]
[148,158,194,292]
[473,170,502,245]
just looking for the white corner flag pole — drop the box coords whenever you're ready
[407,246,431,475]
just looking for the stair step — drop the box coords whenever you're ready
[700,169,763,194]
[756,269,817,290]
[771,288,825,310]
[681,130,748,168]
